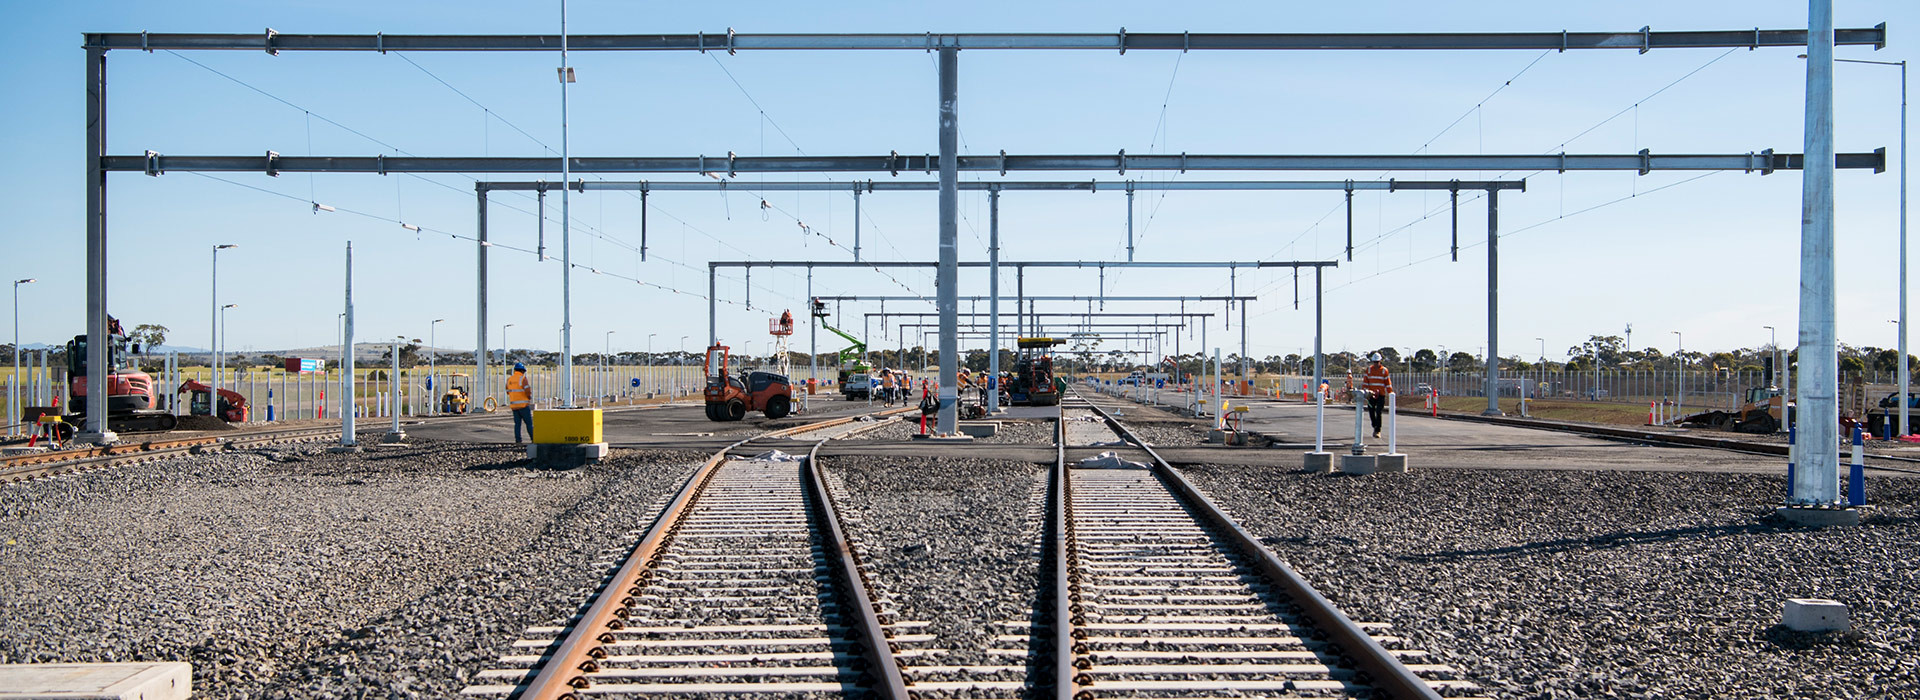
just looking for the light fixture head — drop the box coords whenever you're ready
[400,223,421,232]
[15,278,34,285]
[215,244,237,250]
[222,303,239,309]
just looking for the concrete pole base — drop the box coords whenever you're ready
[529,442,609,469]
[1377,453,1409,472]
[1481,408,1505,416]
[380,431,408,444]
[1775,505,1861,527]
[326,445,363,454]
[1302,451,1334,473]
[74,431,119,446]
[1339,454,1378,475]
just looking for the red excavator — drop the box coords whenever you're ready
[178,379,250,423]
[703,343,794,421]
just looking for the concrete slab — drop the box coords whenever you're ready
[1303,452,1334,473]
[528,442,609,469]
[1783,598,1850,632]
[0,662,191,700]
[0,446,49,456]
[956,422,999,438]
[1378,453,1408,472]
[1340,454,1379,475]
[1776,506,1861,527]
[910,433,975,443]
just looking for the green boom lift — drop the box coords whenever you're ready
[811,298,871,398]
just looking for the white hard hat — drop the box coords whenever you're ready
[1369,353,1383,362]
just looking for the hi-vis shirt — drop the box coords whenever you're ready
[1361,364,1393,397]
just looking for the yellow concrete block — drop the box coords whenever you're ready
[533,408,603,444]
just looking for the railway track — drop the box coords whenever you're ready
[0,423,352,484]
[1055,391,1481,699]
[464,407,913,700]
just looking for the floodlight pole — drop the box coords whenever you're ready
[936,46,959,435]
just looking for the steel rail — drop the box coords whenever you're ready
[513,406,912,700]
[86,27,1887,52]
[803,438,912,697]
[1072,389,1446,700]
[1050,403,1080,698]
[0,424,348,483]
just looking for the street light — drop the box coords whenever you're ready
[604,330,616,406]
[12,278,35,435]
[219,304,238,411]
[428,318,444,414]
[1672,330,1684,419]
[210,244,236,409]
[647,332,657,395]
[1807,55,1907,435]
[501,323,515,406]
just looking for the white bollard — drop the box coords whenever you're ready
[1388,391,1398,455]
[1352,393,1366,455]
[1315,389,1326,453]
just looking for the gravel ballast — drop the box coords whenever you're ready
[825,455,1046,685]
[1184,464,1920,699]
[0,440,705,698]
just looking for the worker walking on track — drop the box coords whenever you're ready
[507,362,534,443]
[880,370,896,406]
[1362,353,1393,439]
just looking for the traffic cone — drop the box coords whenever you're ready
[1647,401,1656,426]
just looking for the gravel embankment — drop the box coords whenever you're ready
[825,456,1046,686]
[0,440,705,698]
[1183,465,1920,699]
[859,417,1057,444]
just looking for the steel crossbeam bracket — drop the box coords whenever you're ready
[84,26,1886,52]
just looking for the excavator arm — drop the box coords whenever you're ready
[818,321,867,366]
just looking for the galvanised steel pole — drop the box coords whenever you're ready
[82,45,113,444]
[808,267,815,413]
[1794,0,1840,505]
[936,45,959,435]
[988,186,1001,413]
[558,0,575,409]
[341,242,355,446]
[1902,59,1910,436]
[1483,190,1502,415]
[475,188,488,421]
[1313,267,1325,403]
[502,323,514,406]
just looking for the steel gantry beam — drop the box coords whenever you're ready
[87,26,1886,53]
[117,151,1883,175]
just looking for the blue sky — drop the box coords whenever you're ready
[1,1,1913,363]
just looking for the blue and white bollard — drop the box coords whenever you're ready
[1849,425,1867,507]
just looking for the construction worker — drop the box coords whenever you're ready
[880,370,897,406]
[507,362,534,443]
[1362,353,1394,438]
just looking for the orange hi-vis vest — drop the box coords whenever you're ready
[507,371,533,409]
[1362,364,1393,397]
